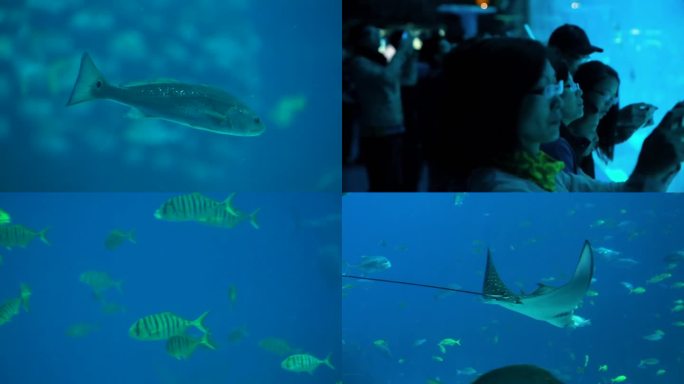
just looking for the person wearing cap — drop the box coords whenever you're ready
[548,24,603,74]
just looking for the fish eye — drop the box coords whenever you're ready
[96,81,102,88]
[253,117,261,124]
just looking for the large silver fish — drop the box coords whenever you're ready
[67,53,265,136]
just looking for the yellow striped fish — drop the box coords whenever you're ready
[154,193,237,222]
[0,298,21,326]
[281,353,335,374]
[0,224,49,249]
[0,284,31,326]
[165,333,216,359]
[129,311,209,340]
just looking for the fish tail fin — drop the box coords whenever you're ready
[223,193,238,216]
[323,353,335,370]
[194,311,210,333]
[20,283,31,312]
[249,208,261,229]
[115,280,124,293]
[66,52,107,106]
[200,332,217,350]
[38,228,50,245]
[128,229,136,244]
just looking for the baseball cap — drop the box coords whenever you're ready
[548,24,604,56]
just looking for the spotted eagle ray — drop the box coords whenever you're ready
[482,240,594,328]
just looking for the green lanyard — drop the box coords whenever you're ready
[499,151,566,191]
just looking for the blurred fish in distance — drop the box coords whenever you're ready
[104,229,136,250]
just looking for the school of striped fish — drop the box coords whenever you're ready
[1,200,335,373]
[129,311,217,359]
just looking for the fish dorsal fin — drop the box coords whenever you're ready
[482,249,517,302]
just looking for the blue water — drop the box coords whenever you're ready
[342,193,684,384]
[0,0,340,191]
[0,193,341,383]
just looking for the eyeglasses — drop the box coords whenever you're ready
[564,82,581,93]
[529,80,564,99]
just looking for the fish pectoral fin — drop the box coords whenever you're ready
[205,110,227,122]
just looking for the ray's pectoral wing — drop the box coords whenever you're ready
[482,249,520,303]
[531,240,594,326]
[568,240,594,294]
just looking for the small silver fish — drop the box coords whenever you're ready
[347,255,392,273]
[67,53,265,136]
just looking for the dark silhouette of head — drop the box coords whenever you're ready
[472,364,564,384]
[436,37,550,184]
